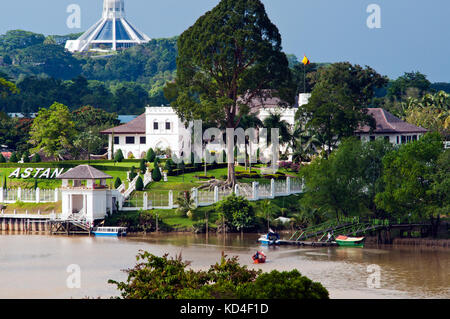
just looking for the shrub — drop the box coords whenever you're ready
[139,158,147,174]
[152,163,162,182]
[135,176,144,191]
[0,153,5,163]
[238,269,329,299]
[129,166,137,180]
[128,153,135,159]
[114,150,124,162]
[108,252,329,300]
[114,177,122,189]
[31,153,41,163]
[22,150,30,163]
[217,194,255,233]
[146,148,156,162]
[9,152,18,163]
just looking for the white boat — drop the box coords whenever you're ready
[258,231,280,246]
[92,227,127,237]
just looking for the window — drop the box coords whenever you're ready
[140,137,146,144]
[126,137,135,145]
[370,136,376,141]
[166,122,171,130]
[413,135,418,141]
[153,122,159,130]
[396,136,400,144]
[401,136,406,144]
[114,137,120,145]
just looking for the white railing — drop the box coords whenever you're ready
[123,175,139,200]
[0,188,59,204]
[117,178,304,211]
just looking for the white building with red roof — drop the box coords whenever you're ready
[101,94,428,160]
[356,108,428,144]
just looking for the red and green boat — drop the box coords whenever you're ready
[335,235,366,248]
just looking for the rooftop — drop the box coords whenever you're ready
[101,113,146,135]
[56,165,113,180]
[357,108,428,134]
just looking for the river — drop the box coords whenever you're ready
[0,233,448,299]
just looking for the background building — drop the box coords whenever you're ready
[65,0,151,52]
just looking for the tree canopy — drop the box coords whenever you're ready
[165,0,294,184]
[29,102,76,159]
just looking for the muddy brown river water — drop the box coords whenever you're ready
[0,233,448,299]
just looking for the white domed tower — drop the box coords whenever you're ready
[66,0,151,52]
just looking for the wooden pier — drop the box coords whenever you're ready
[0,213,91,235]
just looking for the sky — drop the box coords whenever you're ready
[0,0,449,82]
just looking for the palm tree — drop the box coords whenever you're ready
[176,191,196,219]
[291,122,322,163]
[258,199,275,232]
[262,112,291,145]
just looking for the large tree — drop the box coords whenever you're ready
[29,102,76,160]
[298,62,388,155]
[375,133,445,228]
[300,138,393,221]
[164,0,294,185]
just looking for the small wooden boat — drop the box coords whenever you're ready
[92,227,127,237]
[252,251,267,264]
[258,231,280,246]
[335,235,365,248]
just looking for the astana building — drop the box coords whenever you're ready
[65,0,151,52]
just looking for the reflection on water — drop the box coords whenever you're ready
[0,233,448,299]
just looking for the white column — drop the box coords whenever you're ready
[0,188,3,203]
[234,184,240,197]
[143,192,148,210]
[270,179,275,199]
[168,190,174,209]
[36,188,40,203]
[286,177,291,195]
[192,188,199,207]
[252,182,259,201]
[18,187,22,201]
[214,186,219,203]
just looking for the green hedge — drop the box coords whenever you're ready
[168,163,228,176]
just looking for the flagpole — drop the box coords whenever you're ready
[303,64,306,93]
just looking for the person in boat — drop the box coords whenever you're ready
[267,229,280,242]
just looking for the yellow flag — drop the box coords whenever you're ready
[302,55,310,65]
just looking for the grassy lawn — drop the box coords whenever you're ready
[0,160,301,194]
[0,201,62,214]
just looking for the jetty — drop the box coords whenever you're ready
[0,212,91,235]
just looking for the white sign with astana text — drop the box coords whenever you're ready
[8,168,65,179]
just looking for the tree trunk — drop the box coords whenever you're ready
[227,162,236,187]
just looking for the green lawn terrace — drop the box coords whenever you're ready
[0,159,302,193]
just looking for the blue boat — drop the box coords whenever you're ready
[92,227,127,237]
[258,231,280,246]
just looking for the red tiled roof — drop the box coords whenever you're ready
[239,90,297,114]
[357,108,428,134]
[101,113,146,135]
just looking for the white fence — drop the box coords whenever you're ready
[0,188,60,204]
[120,177,304,211]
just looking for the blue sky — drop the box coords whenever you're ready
[1,0,449,82]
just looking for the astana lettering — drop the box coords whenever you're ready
[8,168,65,179]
